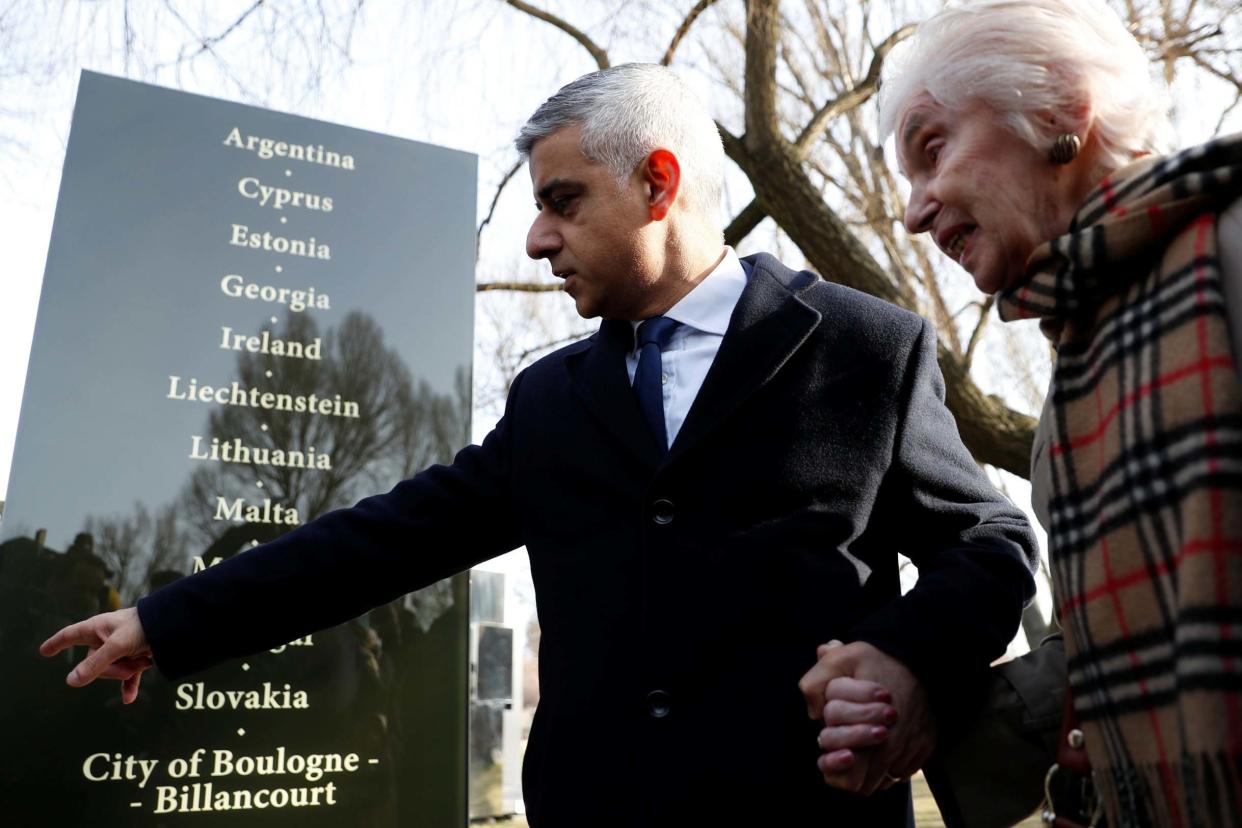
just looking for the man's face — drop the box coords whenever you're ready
[526,125,658,320]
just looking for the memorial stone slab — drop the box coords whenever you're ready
[0,71,476,827]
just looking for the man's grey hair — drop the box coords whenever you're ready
[879,0,1173,178]
[516,63,725,221]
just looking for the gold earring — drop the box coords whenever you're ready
[1050,133,1081,164]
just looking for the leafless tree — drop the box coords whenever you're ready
[8,0,1242,471]
[82,501,188,605]
[487,0,1242,476]
[177,309,468,547]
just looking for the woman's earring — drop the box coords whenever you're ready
[1050,133,1081,164]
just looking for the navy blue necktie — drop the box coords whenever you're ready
[633,316,680,451]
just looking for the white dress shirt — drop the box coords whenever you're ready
[625,247,749,448]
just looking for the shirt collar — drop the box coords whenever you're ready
[629,247,747,339]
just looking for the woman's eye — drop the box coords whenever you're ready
[927,143,941,164]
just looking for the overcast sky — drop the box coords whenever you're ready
[5,2,1238,636]
[0,2,755,612]
[0,2,765,500]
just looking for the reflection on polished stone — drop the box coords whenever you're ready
[2,309,472,826]
[3,73,476,827]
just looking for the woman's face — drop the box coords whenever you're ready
[897,95,1082,294]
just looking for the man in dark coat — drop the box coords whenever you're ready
[42,64,1038,826]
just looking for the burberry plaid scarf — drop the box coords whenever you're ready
[998,135,1242,827]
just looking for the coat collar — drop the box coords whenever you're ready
[564,252,822,469]
[997,134,1242,332]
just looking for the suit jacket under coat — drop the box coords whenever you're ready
[139,252,1038,827]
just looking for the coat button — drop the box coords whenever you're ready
[646,689,671,718]
[652,499,674,525]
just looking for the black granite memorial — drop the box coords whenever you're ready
[0,71,476,826]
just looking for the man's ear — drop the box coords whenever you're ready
[642,149,682,221]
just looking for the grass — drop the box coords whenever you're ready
[469,771,1046,826]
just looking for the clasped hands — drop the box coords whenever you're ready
[798,640,937,795]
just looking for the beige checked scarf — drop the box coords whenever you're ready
[999,136,1242,826]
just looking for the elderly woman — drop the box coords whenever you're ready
[808,0,1242,825]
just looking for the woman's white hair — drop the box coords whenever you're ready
[516,63,724,222]
[879,0,1173,175]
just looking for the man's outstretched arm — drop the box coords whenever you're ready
[39,369,530,702]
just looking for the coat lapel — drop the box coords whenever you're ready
[667,254,821,463]
[564,255,822,470]
[565,318,664,467]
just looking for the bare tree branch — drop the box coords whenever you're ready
[1189,50,1242,93]
[663,0,722,66]
[1214,90,1242,135]
[123,0,134,75]
[793,23,914,158]
[55,0,1235,479]
[162,0,267,65]
[743,0,782,151]
[723,198,767,247]
[478,157,526,255]
[503,0,609,70]
[733,7,910,305]
[734,0,1036,474]
[717,122,746,161]
[155,1,277,100]
[775,15,824,109]
[964,296,996,370]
